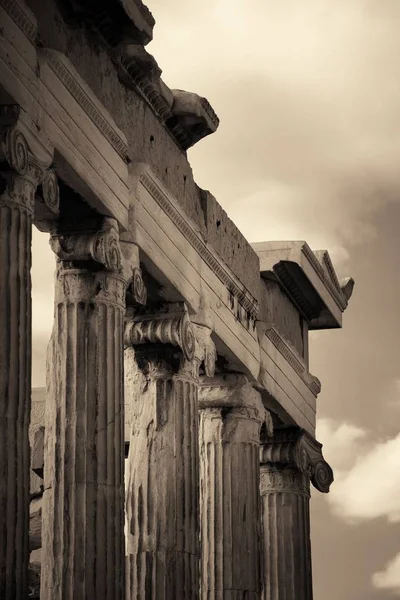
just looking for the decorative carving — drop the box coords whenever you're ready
[41,168,59,214]
[260,467,310,497]
[0,106,54,215]
[131,266,147,305]
[50,217,123,272]
[140,169,259,320]
[41,50,130,163]
[56,268,126,309]
[125,310,196,361]
[0,0,37,43]
[260,427,333,493]
[265,326,321,396]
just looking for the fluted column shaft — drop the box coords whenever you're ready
[41,219,129,599]
[199,375,271,600]
[125,348,199,599]
[260,427,334,600]
[0,106,52,600]
[125,315,214,599]
[260,467,312,600]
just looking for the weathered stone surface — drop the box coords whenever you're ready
[24,0,260,300]
[29,497,42,552]
[0,105,52,600]
[259,278,306,361]
[31,426,44,479]
[41,218,133,600]
[166,89,220,150]
[125,316,214,599]
[260,427,333,600]
[199,375,272,599]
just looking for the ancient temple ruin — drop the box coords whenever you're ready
[0,1,354,598]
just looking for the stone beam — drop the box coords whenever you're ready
[131,165,261,379]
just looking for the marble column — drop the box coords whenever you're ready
[0,105,52,600]
[260,427,333,600]
[41,219,142,599]
[199,374,273,600]
[124,313,216,599]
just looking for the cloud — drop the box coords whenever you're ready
[316,418,368,472]
[148,0,400,264]
[317,417,400,524]
[373,553,400,595]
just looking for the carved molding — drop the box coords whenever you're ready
[260,427,333,493]
[140,169,259,320]
[124,310,196,361]
[0,0,37,43]
[302,243,347,311]
[112,45,172,120]
[265,326,321,396]
[41,50,130,163]
[50,217,123,273]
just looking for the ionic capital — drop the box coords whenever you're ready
[0,105,54,210]
[199,374,273,433]
[260,427,333,493]
[50,217,123,273]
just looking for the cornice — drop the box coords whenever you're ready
[139,169,259,320]
[41,50,130,164]
[302,243,347,311]
[0,0,37,43]
[265,326,321,396]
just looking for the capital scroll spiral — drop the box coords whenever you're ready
[4,128,29,175]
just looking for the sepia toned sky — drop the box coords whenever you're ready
[31,1,400,597]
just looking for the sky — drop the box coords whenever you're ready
[31,1,400,598]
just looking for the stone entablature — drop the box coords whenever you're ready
[1,0,260,295]
[253,240,354,436]
[253,240,354,329]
